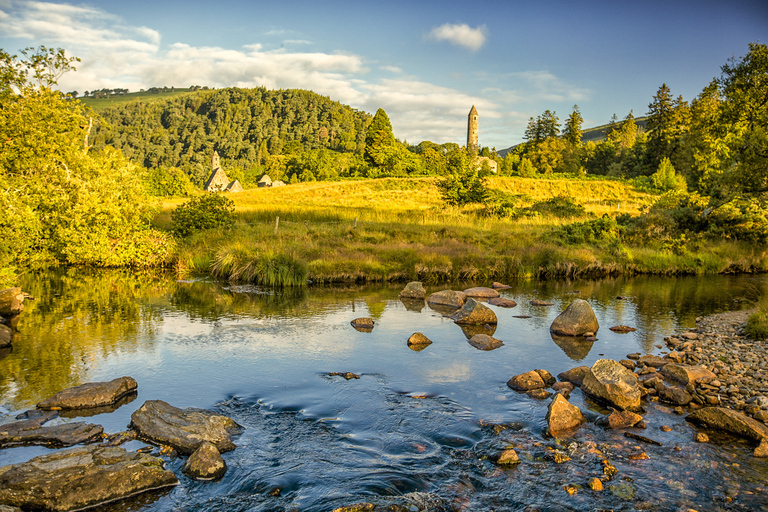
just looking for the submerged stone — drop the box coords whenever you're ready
[687,407,768,443]
[468,334,504,351]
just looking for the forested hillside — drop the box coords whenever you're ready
[91,88,373,186]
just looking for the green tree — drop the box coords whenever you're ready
[438,150,488,205]
[0,46,171,270]
[563,105,583,146]
[364,108,395,167]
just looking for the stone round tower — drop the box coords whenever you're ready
[467,105,479,153]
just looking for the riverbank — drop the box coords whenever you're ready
[663,308,768,419]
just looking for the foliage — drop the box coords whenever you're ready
[528,195,587,218]
[0,46,171,270]
[438,150,489,206]
[171,194,236,237]
[91,87,372,186]
[563,105,584,146]
[558,216,620,245]
[746,311,768,340]
[144,165,195,197]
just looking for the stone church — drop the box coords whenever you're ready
[467,105,498,173]
[204,152,243,192]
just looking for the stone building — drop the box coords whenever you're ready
[467,105,479,153]
[466,106,497,173]
[204,151,242,192]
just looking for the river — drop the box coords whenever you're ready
[1,269,767,511]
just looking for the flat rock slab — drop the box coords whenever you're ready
[0,420,103,448]
[0,445,178,512]
[37,376,138,410]
[687,407,768,443]
[130,400,242,455]
[468,334,504,351]
[488,297,517,308]
[462,287,499,299]
[427,290,466,309]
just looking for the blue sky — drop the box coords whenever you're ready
[1,0,765,150]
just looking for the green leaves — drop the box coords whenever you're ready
[438,150,488,206]
[171,194,236,237]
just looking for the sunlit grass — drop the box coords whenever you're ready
[156,177,767,284]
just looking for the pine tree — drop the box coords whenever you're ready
[563,105,583,147]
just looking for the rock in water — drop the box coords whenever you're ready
[607,409,643,429]
[687,407,768,443]
[0,445,178,511]
[468,334,504,351]
[427,290,466,309]
[37,376,138,410]
[581,359,642,411]
[557,366,591,387]
[546,394,585,436]
[550,299,599,336]
[130,400,241,454]
[407,332,432,348]
[399,281,426,299]
[507,370,546,391]
[451,298,497,325]
[0,325,11,348]
[488,297,517,308]
[462,287,500,299]
[350,318,374,332]
[0,419,103,448]
[183,441,227,480]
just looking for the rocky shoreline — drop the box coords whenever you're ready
[663,309,766,418]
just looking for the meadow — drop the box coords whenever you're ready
[158,176,768,286]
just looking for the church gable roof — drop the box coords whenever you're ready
[204,167,230,191]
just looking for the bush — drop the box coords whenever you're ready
[438,151,488,206]
[558,216,620,245]
[144,166,195,197]
[529,195,586,218]
[746,311,768,340]
[172,194,236,237]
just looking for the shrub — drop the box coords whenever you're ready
[558,216,620,245]
[529,195,586,218]
[172,194,236,237]
[438,151,488,206]
[746,311,768,340]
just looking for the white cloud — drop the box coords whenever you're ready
[0,1,587,148]
[426,23,487,51]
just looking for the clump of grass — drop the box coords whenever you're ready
[211,244,307,287]
[746,311,768,340]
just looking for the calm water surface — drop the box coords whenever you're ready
[1,269,767,511]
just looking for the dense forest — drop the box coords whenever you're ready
[91,88,374,187]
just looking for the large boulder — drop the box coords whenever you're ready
[0,288,26,317]
[462,287,499,299]
[427,290,466,309]
[399,281,426,300]
[467,334,504,351]
[451,298,497,325]
[546,394,585,436]
[581,359,642,411]
[550,299,599,336]
[183,441,227,480]
[0,445,178,511]
[661,364,716,385]
[130,400,242,454]
[0,419,103,449]
[687,407,768,443]
[37,376,138,410]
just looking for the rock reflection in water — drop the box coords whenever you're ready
[550,332,596,361]
[459,323,497,339]
[399,298,425,312]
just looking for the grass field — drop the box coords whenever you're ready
[160,177,768,286]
